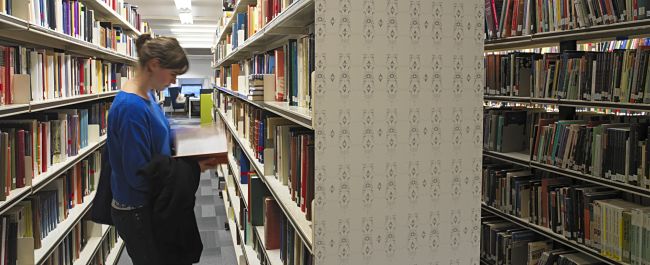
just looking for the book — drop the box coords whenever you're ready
[173,124,228,162]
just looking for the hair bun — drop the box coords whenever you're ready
[136,33,152,52]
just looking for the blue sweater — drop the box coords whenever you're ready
[107,91,171,206]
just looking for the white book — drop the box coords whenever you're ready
[29,51,39,101]
[55,0,63,33]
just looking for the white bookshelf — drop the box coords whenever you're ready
[216,86,312,129]
[222,177,261,265]
[34,192,97,265]
[73,225,111,265]
[0,13,137,64]
[227,154,249,209]
[222,190,245,265]
[0,136,106,216]
[32,136,107,192]
[215,0,256,45]
[213,0,313,67]
[218,108,313,249]
[104,239,125,265]
[83,0,142,35]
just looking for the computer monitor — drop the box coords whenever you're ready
[181,84,202,97]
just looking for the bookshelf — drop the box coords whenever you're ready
[73,224,111,265]
[213,0,314,67]
[481,203,623,265]
[0,1,141,264]
[213,0,483,264]
[34,192,97,265]
[215,86,313,131]
[0,93,119,119]
[217,108,313,249]
[83,0,142,35]
[482,2,650,264]
[221,163,262,265]
[0,136,106,216]
[485,19,650,51]
[104,239,125,265]
[215,0,256,44]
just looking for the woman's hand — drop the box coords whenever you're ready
[197,157,223,172]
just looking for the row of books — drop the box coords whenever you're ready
[482,161,650,263]
[485,0,650,40]
[246,0,299,39]
[104,0,143,32]
[485,44,650,103]
[0,102,109,201]
[225,166,313,265]
[0,43,132,106]
[40,213,114,265]
[483,106,650,189]
[0,149,100,265]
[221,94,314,221]
[215,34,314,110]
[481,215,605,265]
[215,0,300,47]
[2,0,138,58]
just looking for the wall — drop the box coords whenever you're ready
[313,0,483,264]
[178,57,213,88]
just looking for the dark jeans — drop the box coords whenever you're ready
[111,206,163,265]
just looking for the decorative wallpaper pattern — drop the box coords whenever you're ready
[313,0,483,264]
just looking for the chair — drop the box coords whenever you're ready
[167,86,185,113]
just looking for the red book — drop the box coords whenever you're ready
[263,197,281,249]
[79,59,85,95]
[16,130,25,188]
[266,0,273,24]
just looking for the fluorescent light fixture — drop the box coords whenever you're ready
[178,12,193,24]
[169,28,216,33]
[174,0,193,24]
[174,0,192,10]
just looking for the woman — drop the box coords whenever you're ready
[107,33,219,264]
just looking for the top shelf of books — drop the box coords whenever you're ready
[215,0,256,43]
[484,1,650,51]
[0,1,140,64]
[83,0,144,35]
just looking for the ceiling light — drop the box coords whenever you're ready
[174,0,192,10]
[179,12,193,24]
[169,28,216,33]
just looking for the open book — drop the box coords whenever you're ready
[173,123,228,161]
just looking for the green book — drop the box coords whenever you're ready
[249,176,271,226]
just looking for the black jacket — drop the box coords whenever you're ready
[91,153,203,264]
[136,155,203,264]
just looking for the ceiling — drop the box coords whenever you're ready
[126,0,223,55]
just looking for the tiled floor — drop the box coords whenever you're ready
[117,117,236,265]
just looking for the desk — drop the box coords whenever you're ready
[188,97,200,118]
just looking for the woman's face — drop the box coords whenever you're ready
[148,59,182,91]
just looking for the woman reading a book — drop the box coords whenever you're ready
[106,33,219,265]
